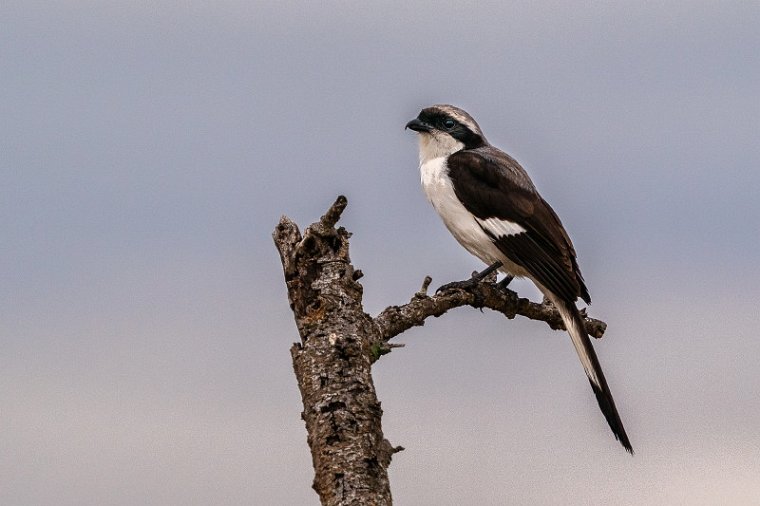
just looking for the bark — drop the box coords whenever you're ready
[273,196,399,506]
[273,196,607,505]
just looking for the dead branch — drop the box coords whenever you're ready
[273,196,607,505]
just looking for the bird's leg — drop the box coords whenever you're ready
[473,261,503,281]
[436,261,502,293]
[496,274,514,291]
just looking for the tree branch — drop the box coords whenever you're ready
[374,275,607,342]
[274,196,399,506]
[273,196,607,505]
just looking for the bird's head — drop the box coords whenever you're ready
[405,104,487,163]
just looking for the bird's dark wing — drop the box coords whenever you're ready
[447,149,590,304]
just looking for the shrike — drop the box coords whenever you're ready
[406,104,632,453]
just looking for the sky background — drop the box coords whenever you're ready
[2,1,759,504]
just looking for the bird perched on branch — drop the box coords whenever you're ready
[406,104,632,453]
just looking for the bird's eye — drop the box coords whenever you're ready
[443,118,456,129]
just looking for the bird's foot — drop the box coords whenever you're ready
[436,277,479,293]
[436,261,502,294]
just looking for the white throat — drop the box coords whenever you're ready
[417,132,465,165]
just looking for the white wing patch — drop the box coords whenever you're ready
[476,217,526,238]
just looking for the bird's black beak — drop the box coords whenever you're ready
[405,117,431,133]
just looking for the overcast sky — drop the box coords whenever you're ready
[2,1,759,504]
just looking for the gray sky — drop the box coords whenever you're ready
[2,1,759,504]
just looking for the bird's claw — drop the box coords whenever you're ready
[435,277,479,294]
[435,262,504,295]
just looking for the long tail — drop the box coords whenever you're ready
[550,294,633,453]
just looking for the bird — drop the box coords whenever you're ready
[406,104,632,453]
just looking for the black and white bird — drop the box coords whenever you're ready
[406,104,632,453]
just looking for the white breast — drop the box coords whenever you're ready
[420,156,514,271]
